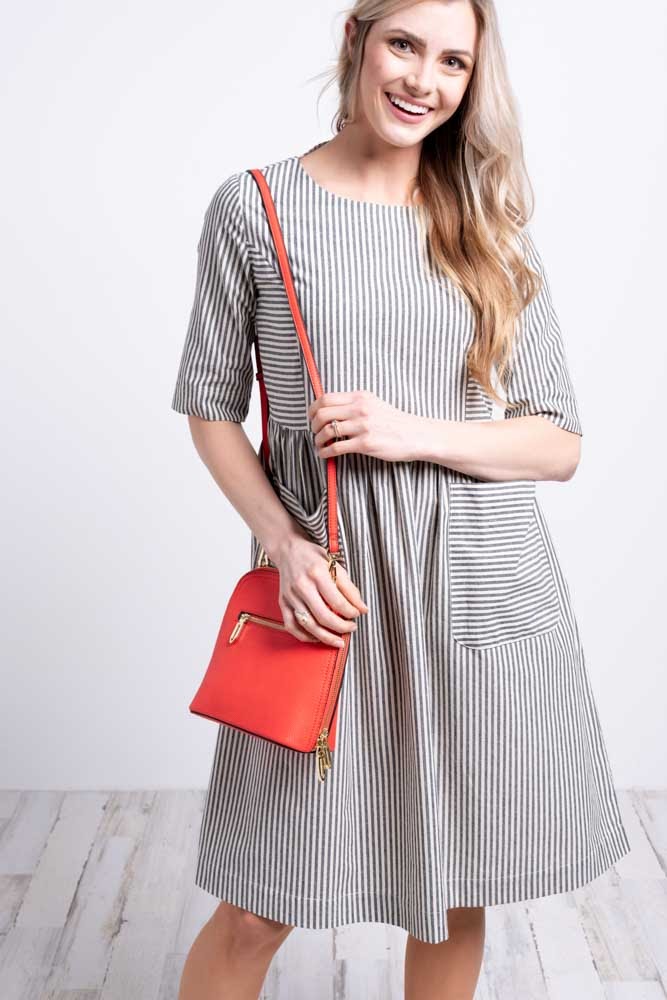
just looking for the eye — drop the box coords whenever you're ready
[389,37,413,54]
[389,39,467,71]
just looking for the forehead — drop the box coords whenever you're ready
[373,1,478,47]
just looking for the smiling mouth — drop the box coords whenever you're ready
[385,91,434,118]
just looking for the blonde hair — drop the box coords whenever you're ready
[315,0,542,407]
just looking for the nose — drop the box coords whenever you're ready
[405,61,437,98]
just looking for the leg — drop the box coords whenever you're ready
[404,906,485,1000]
[178,900,295,1000]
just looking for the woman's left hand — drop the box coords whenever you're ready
[308,390,419,464]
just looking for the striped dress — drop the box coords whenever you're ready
[171,140,631,943]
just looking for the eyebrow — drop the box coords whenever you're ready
[385,27,475,62]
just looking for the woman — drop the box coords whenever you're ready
[172,1,631,997]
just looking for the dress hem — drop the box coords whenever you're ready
[193,826,631,944]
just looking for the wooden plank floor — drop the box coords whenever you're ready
[0,789,664,999]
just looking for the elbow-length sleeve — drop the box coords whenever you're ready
[501,228,583,435]
[171,172,256,422]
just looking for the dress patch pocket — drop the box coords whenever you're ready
[274,478,329,549]
[447,480,562,649]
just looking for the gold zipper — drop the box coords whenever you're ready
[228,611,287,644]
[314,634,350,784]
[228,609,348,785]
[315,728,333,782]
[313,550,348,783]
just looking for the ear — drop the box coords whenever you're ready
[344,16,358,56]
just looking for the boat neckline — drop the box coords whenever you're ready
[294,141,421,212]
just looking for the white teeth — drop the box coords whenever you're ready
[388,93,430,115]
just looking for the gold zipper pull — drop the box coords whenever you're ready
[229,613,250,644]
[315,728,332,783]
[326,551,342,582]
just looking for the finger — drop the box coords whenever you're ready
[316,432,360,459]
[281,604,321,643]
[285,588,352,648]
[308,556,363,619]
[313,410,357,444]
[316,549,363,618]
[302,580,361,637]
[333,565,369,613]
[292,605,347,648]
[307,392,359,423]
[282,591,344,646]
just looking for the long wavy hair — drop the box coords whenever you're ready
[313,0,542,408]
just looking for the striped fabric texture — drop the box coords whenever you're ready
[171,141,630,943]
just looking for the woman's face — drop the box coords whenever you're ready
[350,1,478,147]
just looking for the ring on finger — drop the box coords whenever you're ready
[330,419,348,442]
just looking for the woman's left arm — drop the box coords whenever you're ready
[411,412,581,482]
[311,228,583,483]
[423,226,583,482]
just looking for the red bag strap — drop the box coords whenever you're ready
[247,167,342,558]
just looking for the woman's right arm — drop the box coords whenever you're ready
[173,175,367,644]
[187,415,367,648]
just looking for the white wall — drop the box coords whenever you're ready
[2,0,665,788]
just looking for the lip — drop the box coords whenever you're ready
[384,91,434,123]
[387,91,433,110]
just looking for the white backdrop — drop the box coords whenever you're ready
[2,1,665,789]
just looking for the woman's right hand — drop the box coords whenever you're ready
[272,531,368,648]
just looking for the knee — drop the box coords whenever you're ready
[447,905,485,928]
[210,901,294,954]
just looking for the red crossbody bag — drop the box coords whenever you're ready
[188,167,351,783]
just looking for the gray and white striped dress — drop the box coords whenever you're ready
[171,140,630,943]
